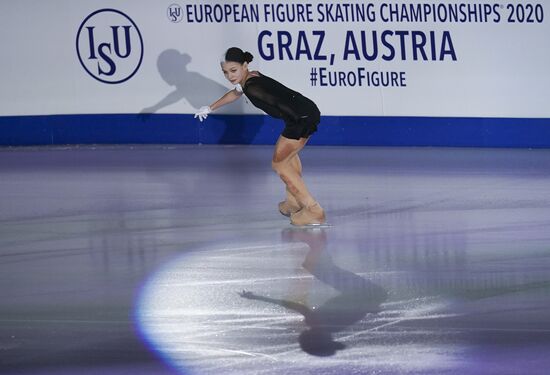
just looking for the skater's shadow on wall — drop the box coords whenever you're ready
[239,228,388,356]
[140,49,262,144]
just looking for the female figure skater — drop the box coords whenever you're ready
[194,47,325,226]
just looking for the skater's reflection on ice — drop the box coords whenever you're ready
[239,228,388,356]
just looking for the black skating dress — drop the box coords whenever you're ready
[241,72,320,140]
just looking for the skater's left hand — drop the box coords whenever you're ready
[194,106,211,122]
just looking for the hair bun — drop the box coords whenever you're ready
[224,47,254,64]
[243,51,254,63]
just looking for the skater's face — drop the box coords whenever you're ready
[221,61,248,85]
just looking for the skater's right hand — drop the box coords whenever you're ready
[194,106,211,122]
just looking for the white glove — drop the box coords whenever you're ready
[194,106,211,122]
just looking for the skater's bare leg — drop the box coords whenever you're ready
[288,154,302,200]
[272,137,315,206]
[272,136,325,225]
[278,154,302,216]
[290,154,302,176]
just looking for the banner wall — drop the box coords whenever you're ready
[1,1,549,146]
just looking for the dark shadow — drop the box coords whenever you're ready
[239,228,388,356]
[140,49,262,144]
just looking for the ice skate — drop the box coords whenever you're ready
[278,191,301,217]
[290,202,327,227]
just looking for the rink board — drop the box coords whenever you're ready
[1,114,549,148]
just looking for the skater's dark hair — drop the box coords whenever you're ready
[224,47,253,64]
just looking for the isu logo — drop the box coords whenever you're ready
[76,9,144,84]
[167,4,183,23]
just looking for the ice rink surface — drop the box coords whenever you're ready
[1,145,550,374]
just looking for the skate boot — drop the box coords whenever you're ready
[278,192,301,217]
[290,202,326,226]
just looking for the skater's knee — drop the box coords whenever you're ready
[272,159,285,174]
[272,152,287,166]
[271,160,278,173]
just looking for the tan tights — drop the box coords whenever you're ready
[271,136,316,209]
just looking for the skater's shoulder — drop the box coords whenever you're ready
[244,71,263,87]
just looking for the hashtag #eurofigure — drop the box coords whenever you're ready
[194,47,326,226]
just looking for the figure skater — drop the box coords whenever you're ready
[194,47,325,226]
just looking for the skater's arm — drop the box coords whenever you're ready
[195,89,242,122]
[209,89,242,111]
